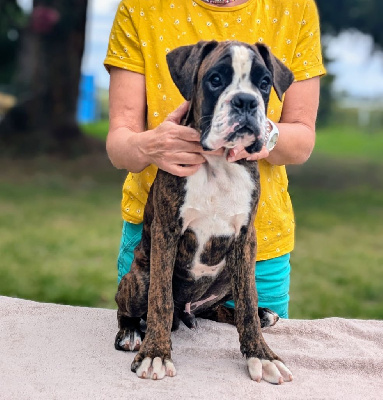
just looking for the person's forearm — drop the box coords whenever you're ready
[266,77,319,166]
[106,126,150,172]
[106,101,208,177]
[266,121,315,166]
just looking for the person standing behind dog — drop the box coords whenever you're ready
[104,0,325,319]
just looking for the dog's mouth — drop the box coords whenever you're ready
[202,124,260,151]
[224,124,259,148]
[230,124,257,137]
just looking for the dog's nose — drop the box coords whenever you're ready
[231,93,258,112]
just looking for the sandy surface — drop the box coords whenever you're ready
[1,296,382,400]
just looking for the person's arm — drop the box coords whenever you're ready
[266,76,319,165]
[106,67,209,177]
[227,76,320,165]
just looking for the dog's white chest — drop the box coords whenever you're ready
[180,157,253,279]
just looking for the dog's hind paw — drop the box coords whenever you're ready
[181,311,198,329]
[115,328,143,352]
[258,307,279,328]
[132,357,177,380]
[247,358,293,384]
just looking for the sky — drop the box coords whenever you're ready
[17,0,383,99]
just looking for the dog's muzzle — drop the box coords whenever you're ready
[201,91,264,152]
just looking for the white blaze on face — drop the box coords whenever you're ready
[203,45,267,151]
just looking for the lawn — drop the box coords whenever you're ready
[0,123,382,319]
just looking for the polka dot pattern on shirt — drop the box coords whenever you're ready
[104,0,326,260]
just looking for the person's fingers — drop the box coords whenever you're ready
[227,145,246,162]
[246,146,269,161]
[166,101,190,124]
[158,119,200,144]
[202,147,225,157]
[169,152,206,165]
[227,145,269,162]
[166,163,202,177]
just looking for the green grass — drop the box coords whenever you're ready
[287,124,383,319]
[0,155,125,309]
[81,120,109,140]
[0,123,382,319]
[288,177,383,319]
[315,124,383,162]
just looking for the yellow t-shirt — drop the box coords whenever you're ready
[104,0,325,260]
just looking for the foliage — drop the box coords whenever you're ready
[0,0,26,85]
[0,0,91,156]
[316,0,383,48]
[316,47,335,127]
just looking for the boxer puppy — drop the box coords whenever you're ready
[114,40,294,384]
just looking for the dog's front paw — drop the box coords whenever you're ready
[131,356,177,380]
[247,358,293,384]
[131,337,176,380]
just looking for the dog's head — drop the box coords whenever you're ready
[166,40,294,153]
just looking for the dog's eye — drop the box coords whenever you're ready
[260,78,271,91]
[209,73,222,88]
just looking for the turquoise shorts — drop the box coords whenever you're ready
[117,221,291,318]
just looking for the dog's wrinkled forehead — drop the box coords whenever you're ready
[166,40,294,105]
[198,42,266,82]
[204,42,261,66]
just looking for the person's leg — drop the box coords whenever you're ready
[225,253,291,319]
[117,221,143,283]
[118,222,291,317]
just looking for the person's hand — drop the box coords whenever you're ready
[226,145,269,163]
[143,102,223,177]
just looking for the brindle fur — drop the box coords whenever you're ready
[115,40,294,376]
[115,160,279,370]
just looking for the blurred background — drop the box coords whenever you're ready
[0,0,382,319]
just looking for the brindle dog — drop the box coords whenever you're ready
[114,40,294,384]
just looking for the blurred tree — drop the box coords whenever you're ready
[316,0,383,48]
[0,0,101,155]
[0,0,26,86]
[315,0,383,126]
[316,50,335,127]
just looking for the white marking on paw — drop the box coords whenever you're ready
[247,358,292,384]
[261,359,284,384]
[151,357,166,380]
[272,360,293,382]
[263,310,279,328]
[119,330,142,351]
[136,357,152,379]
[136,357,176,380]
[164,359,177,377]
[247,357,262,382]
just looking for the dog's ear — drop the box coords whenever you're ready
[255,43,294,100]
[166,40,219,100]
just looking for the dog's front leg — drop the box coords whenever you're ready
[228,226,293,384]
[131,220,179,380]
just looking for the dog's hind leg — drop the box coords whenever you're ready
[179,303,198,329]
[115,314,145,351]
[115,259,150,352]
[198,304,279,328]
[258,307,279,328]
[198,302,235,325]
